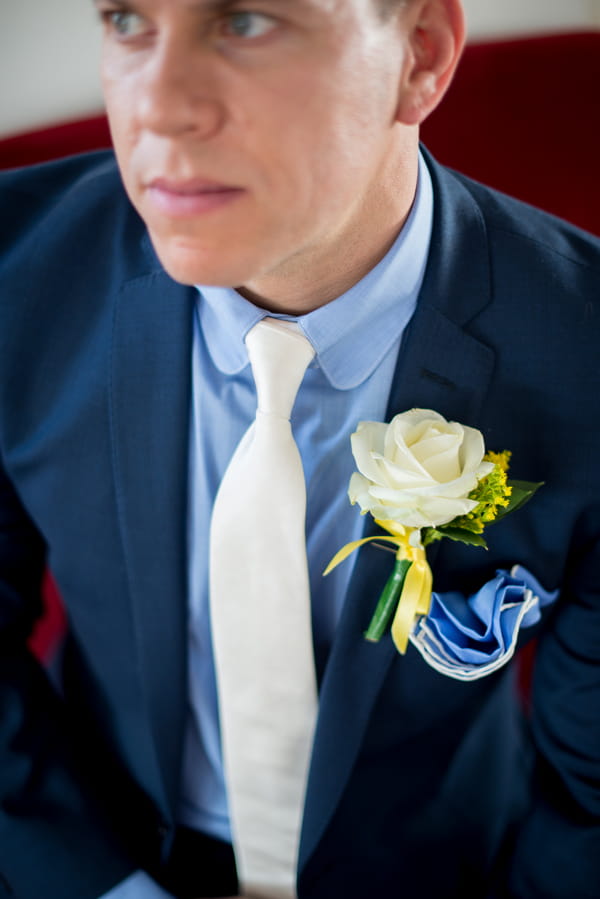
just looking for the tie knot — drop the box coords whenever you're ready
[245,318,315,419]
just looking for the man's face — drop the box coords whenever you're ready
[96,0,412,292]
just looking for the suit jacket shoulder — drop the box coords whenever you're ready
[444,157,600,261]
[0,153,166,451]
[0,151,156,300]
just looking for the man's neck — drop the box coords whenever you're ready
[238,143,419,316]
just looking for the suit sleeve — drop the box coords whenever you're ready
[0,463,136,899]
[507,505,600,898]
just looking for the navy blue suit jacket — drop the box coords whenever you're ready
[0,149,599,899]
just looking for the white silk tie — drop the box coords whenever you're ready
[209,318,318,899]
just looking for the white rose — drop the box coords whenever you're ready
[348,409,494,530]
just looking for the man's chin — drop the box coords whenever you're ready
[149,234,253,288]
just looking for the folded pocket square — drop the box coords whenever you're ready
[409,566,559,681]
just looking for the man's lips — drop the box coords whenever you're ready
[145,178,245,217]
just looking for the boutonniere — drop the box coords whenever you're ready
[324,409,542,655]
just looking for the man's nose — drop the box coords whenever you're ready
[136,44,225,140]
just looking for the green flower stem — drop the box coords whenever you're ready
[364,558,413,643]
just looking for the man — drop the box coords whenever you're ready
[0,1,598,897]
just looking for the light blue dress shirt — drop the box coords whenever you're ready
[102,154,433,898]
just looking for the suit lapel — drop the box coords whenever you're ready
[299,154,496,870]
[110,254,195,816]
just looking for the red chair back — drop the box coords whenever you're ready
[422,31,600,235]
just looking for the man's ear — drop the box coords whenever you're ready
[394,0,466,126]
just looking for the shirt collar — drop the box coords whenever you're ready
[196,151,433,389]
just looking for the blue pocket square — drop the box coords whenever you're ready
[409,566,559,680]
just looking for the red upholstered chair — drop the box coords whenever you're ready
[0,114,112,170]
[1,31,599,661]
[421,31,600,235]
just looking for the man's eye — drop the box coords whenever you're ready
[221,11,277,40]
[102,10,148,39]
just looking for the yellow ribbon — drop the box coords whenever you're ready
[389,534,433,654]
[323,520,433,655]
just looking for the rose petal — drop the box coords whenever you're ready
[366,486,478,528]
[417,495,478,524]
[375,454,436,488]
[350,422,388,482]
[348,471,374,509]
[459,425,486,471]
[411,432,463,481]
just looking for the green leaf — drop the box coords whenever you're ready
[493,480,544,522]
[422,528,444,546]
[429,526,489,548]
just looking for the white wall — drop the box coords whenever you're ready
[465,0,599,38]
[1,0,599,138]
[0,0,103,138]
